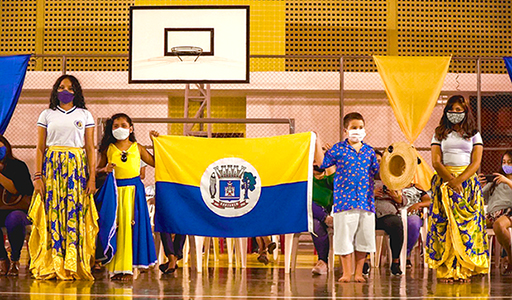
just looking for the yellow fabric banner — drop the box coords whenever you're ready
[374,56,451,190]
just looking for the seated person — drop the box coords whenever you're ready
[479,149,512,275]
[310,164,335,275]
[374,150,404,276]
[0,135,34,276]
[401,183,431,268]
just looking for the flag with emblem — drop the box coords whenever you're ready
[153,132,315,237]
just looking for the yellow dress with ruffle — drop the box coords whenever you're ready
[28,146,99,280]
[426,166,489,280]
[105,142,141,274]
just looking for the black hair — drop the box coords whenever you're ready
[434,95,477,141]
[489,149,512,196]
[343,112,365,129]
[49,75,87,110]
[98,113,136,154]
[0,135,15,161]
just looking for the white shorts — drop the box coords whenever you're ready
[333,209,376,255]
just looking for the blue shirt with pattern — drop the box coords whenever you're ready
[320,139,379,213]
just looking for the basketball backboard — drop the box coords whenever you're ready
[129,6,250,83]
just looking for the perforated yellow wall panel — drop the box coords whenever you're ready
[42,0,133,71]
[0,0,37,70]
[2,1,512,73]
[285,0,388,72]
[397,0,512,73]
[136,0,286,71]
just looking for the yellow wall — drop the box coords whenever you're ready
[168,96,247,136]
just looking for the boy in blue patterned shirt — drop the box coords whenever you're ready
[315,112,379,282]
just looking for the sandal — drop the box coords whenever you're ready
[267,242,276,255]
[0,259,10,276]
[257,252,269,265]
[159,262,178,274]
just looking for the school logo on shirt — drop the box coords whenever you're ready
[200,158,261,218]
[74,120,84,130]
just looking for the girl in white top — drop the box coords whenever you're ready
[478,149,512,275]
[29,75,98,280]
[426,95,487,283]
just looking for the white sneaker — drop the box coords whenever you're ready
[312,260,328,275]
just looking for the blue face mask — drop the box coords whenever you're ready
[503,165,512,175]
[0,146,6,161]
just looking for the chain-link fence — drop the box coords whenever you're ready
[6,54,512,182]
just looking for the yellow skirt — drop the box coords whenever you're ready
[28,146,99,280]
[106,186,135,274]
[426,166,488,279]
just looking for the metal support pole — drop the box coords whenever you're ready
[339,57,345,141]
[477,57,482,173]
[62,55,67,75]
[476,57,482,134]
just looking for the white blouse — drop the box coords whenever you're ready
[431,131,483,167]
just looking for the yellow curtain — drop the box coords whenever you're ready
[374,56,451,190]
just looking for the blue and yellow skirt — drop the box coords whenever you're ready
[28,146,99,280]
[426,165,488,280]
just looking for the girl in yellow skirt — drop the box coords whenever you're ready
[427,95,488,282]
[96,113,157,281]
[30,75,98,280]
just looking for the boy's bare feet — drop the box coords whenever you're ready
[354,275,367,283]
[338,275,351,283]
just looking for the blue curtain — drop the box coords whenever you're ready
[0,55,31,134]
[504,57,512,84]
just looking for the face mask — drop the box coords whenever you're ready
[0,146,6,160]
[58,90,75,104]
[347,129,366,143]
[446,112,465,124]
[503,165,512,175]
[112,128,130,140]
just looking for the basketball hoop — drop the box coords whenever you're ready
[171,46,203,62]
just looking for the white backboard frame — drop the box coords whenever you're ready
[129,5,250,84]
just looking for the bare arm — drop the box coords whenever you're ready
[0,174,17,194]
[450,145,483,185]
[314,134,325,166]
[33,126,47,196]
[96,151,115,174]
[139,144,155,168]
[431,145,454,182]
[84,127,96,194]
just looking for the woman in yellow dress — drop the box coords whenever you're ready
[427,95,488,282]
[30,75,98,280]
[96,113,157,281]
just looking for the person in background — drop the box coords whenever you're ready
[479,149,512,275]
[0,135,33,276]
[373,150,404,276]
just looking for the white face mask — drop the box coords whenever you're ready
[347,128,366,143]
[112,127,130,140]
[446,112,465,124]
